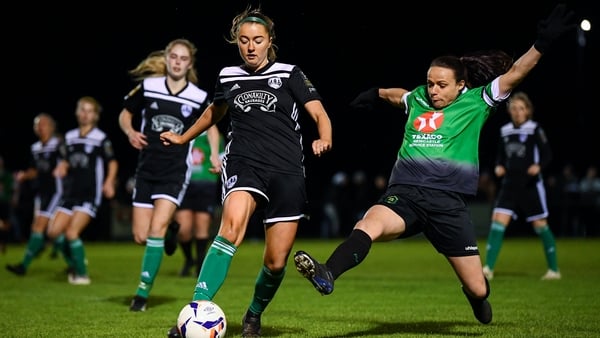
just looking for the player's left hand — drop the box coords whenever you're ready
[312,139,332,157]
[160,131,183,146]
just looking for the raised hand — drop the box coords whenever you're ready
[534,4,576,54]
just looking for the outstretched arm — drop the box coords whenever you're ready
[379,88,409,108]
[498,4,575,95]
[349,87,409,111]
[160,103,228,146]
[497,47,543,95]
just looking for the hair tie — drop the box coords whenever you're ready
[240,16,268,27]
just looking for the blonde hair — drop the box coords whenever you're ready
[77,96,102,114]
[129,38,199,84]
[507,91,534,118]
[227,5,278,62]
[76,96,102,125]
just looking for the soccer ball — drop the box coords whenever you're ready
[176,300,227,338]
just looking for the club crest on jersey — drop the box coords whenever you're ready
[234,90,277,113]
[268,77,282,89]
[180,104,193,118]
[519,134,528,143]
[69,152,89,168]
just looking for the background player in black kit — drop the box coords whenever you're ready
[47,96,118,285]
[119,38,211,312]
[483,91,561,281]
[160,6,333,337]
[6,113,64,276]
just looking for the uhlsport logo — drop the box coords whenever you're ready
[413,111,444,133]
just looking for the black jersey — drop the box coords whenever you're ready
[123,76,209,179]
[496,120,552,188]
[29,135,63,198]
[214,61,322,176]
[59,127,116,205]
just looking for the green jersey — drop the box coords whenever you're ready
[188,131,223,183]
[389,82,504,195]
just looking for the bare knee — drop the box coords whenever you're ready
[465,278,490,299]
[132,233,146,245]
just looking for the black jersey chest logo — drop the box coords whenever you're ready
[234,90,277,113]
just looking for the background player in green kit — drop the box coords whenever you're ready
[293,4,575,326]
[174,126,223,277]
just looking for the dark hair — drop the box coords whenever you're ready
[431,50,513,88]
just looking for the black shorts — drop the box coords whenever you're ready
[221,159,308,224]
[132,176,188,208]
[179,180,219,214]
[375,184,479,257]
[494,183,548,222]
[55,197,99,218]
[35,191,62,219]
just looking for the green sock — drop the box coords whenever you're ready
[22,232,45,267]
[135,237,164,298]
[56,235,75,268]
[69,239,87,276]
[485,221,506,270]
[535,225,559,271]
[193,236,236,301]
[51,237,61,256]
[248,265,285,315]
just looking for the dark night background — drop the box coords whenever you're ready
[2,1,598,216]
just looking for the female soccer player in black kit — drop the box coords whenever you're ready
[48,96,118,285]
[6,113,64,276]
[119,39,211,312]
[483,91,561,281]
[160,6,333,337]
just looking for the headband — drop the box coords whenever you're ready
[240,16,268,27]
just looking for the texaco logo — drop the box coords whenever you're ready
[413,112,444,133]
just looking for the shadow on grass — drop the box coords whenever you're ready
[103,295,180,309]
[327,321,484,337]
[260,320,490,337]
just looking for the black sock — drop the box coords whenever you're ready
[195,239,209,272]
[326,229,372,279]
[195,239,209,261]
[180,240,193,262]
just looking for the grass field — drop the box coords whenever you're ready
[1,237,599,337]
